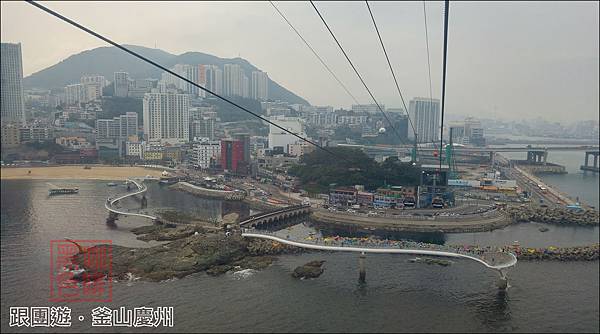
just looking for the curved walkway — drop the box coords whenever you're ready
[241,231,517,272]
[105,178,157,220]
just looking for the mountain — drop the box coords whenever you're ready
[23,45,310,105]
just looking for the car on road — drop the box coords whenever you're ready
[346,209,356,213]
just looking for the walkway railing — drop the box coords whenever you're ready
[241,229,517,272]
[105,178,157,220]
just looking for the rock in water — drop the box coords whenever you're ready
[292,260,325,279]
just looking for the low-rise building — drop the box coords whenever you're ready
[356,191,374,206]
[374,186,416,208]
[1,124,21,148]
[125,141,143,159]
[19,126,53,143]
[55,136,92,150]
[329,188,357,206]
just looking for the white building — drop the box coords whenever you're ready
[81,75,107,87]
[251,71,269,100]
[448,117,485,146]
[352,104,385,114]
[192,138,221,169]
[125,141,143,159]
[408,97,440,143]
[224,64,248,97]
[143,92,190,145]
[204,65,223,95]
[268,116,306,153]
[114,72,130,97]
[1,42,25,124]
[65,84,87,105]
[96,112,138,140]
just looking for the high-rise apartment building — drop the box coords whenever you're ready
[408,97,440,143]
[114,72,130,97]
[224,64,248,97]
[96,112,138,140]
[143,92,189,145]
[251,71,269,100]
[81,75,107,87]
[204,65,223,95]
[190,117,215,141]
[1,42,25,124]
[65,84,87,105]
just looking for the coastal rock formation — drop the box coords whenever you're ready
[292,260,325,279]
[72,228,294,281]
[132,224,206,241]
[506,207,599,226]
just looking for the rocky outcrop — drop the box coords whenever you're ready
[292,260,325,279]
[506,207,599,226]
[71,228,298,281]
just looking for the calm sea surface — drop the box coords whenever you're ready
[1,179,598,333]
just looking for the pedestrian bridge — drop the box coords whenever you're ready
[241,230,517,272]
[105,178,157,220]
[239,204,311,228]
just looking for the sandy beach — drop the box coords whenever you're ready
[0,165,164,181]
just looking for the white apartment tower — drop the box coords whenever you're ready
[65,84,87,105]
[251,71,269,100]
[143,92,190,145]
[1,43,25,124]
[408,97,440,143]
[224,64,248,97]
[204,65,223,95]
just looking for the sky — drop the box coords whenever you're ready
[1,1,598,123]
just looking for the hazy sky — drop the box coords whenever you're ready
[1,1,598,122]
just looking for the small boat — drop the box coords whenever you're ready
[107,182,118,187]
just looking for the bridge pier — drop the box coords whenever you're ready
[106,211,119,224]
[527,150,548,165]
[581,151,600,173]
[496,269,508,290]
[358,252,366,283]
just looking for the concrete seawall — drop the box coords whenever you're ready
[170,182,246,201]
[310,209,512,233]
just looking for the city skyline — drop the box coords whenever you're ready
[1,1,598,123]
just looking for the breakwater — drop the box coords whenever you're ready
[452,244,599,262]
[170,181,246,201]
[506,206,599,226]
[311,209,513,233]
